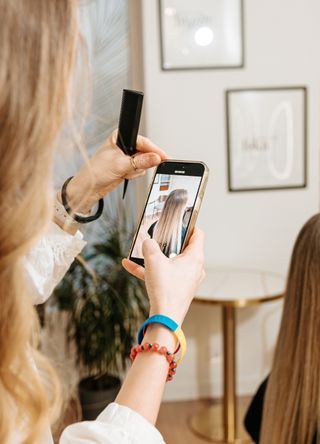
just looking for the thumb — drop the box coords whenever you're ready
[132,152,161,171]
[142,238,163,266]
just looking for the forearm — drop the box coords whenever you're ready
[115,324,177,425]
[53,192,79,235]
[24,222,86,304]
[53,175,98,236]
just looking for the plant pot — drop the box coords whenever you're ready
[79,374,121,420]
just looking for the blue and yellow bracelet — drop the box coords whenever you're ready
[137,314,187,364]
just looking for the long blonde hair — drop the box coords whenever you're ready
[153,189,188,256]
[260,214,320,444]
[0,2,78,443]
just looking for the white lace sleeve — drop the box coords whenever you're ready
[59,403,165,444]
[24,222,87,305]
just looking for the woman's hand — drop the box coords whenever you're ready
[63,131,168,213]
[122,228,205,326]
[116,229,204,424]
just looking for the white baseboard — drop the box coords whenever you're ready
[163,372,264,402]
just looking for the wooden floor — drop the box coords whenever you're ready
[54,397,253,444]
[157,397,253,444]
[157,399,213,444]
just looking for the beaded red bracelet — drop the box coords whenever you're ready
[130,342,178,382]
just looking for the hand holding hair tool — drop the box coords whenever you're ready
[116,89,144,199]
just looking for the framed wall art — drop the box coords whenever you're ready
[159,0,244,70]
[226,86,307,192]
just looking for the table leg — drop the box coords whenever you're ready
[189,305,252,443]
[223,306,236,442]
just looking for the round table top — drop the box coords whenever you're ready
[194,268,285,307]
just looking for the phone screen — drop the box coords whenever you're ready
[129,162,204,265]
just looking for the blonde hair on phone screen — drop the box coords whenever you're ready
[0,1,78,443]
[153,189,188,256]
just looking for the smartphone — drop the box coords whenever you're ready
[128,160,209,266]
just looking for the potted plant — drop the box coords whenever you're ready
[53,218,148,420]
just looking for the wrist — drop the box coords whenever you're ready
[149,308,185,327]
[140,314,187,364]
[59,175,99,214]
[143,324,176,351]
[53,197,79,235]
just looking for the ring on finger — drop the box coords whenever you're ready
[131,156,138,171]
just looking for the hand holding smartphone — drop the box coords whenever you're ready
[128,160,209,266]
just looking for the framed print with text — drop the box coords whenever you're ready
[159,0,244,70]
[226,87,307,192]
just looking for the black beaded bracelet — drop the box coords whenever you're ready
[61,176,104,224]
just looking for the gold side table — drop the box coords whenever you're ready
[190,269,285,443]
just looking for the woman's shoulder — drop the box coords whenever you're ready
[244,377,318,443]
[244,377,269,443]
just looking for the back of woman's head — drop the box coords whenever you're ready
[261,213,320,444]
[0,1,78,442]
[154,189,188,256]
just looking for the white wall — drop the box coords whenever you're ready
[133,0,320,400]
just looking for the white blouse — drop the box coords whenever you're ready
[23,222,165,444]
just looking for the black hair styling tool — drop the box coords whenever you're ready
[116,89,144,199]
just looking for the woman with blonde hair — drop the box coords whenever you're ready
[148,189,188,257]
[0,1,205,443]
[244,213,320,444]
